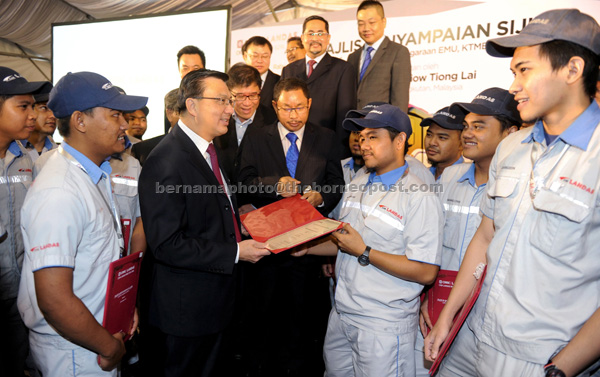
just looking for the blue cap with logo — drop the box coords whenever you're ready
[343,104,412,138]
[0,67,51,96]
[420,106,463,130]
[48,72,148,118]
[487,8,600,57]
[345,101,389,119]
[450,87,521,125]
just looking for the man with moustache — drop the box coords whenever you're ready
[425,9,600,377]
[0,66,50,377]
[285,36,306,64]
[281,15,357,157]
[23,89,57,162]
[347,0,411,112]
[18,71,147,376]
[421,106,464,181]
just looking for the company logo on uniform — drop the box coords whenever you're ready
[3,74,22,82]
[30,242,60,252]
[474,95,496,103]
[102,83,113,90]
[114,174,135,180]
[19,168,32,173]
[560,176,595,194]
[379,205,403,220]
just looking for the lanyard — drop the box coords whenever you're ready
[58,146,125,256]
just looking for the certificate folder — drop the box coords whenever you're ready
[428,269,459,328]
[429,265,487,376]
[240,195,343,254]
[102,251,143,341]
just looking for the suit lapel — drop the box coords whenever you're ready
[307,54,331,84]
[265,123,288,174]
[295,124,315,181]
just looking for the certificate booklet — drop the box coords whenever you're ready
[428,269,459,328]
[101,251,143,341]
[240,195,343,254]
[429,265,487,376]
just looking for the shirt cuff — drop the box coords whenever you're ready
[235,243,240,264]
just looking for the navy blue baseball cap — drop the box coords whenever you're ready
[487,9,600,57]
[450,87,521,125]
[420,106,463,130]
[343,104,412,138]
[48,72,148,118]
[345,101,389,119]
[0,67,51,96]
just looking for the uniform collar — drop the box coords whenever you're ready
[8,140,24,157]
[429,156,464,179]
[457,163,483,188]
[522,101,600,150]
[62,142,111,184]
[367,162,407,190]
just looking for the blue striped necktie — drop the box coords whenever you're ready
[286,132,299,178]
[360,46,374,81]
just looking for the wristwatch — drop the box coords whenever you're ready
[544,361,566,377]
[358,246,371,266]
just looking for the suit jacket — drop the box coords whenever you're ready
[259,70,279,121]
[214,104,276,183]
[138,124,240,337]
[237,121,345,216]
[131,133,166,166]
[281,53,357,157]
[347,36,411,112]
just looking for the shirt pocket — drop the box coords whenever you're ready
[486,174,520,225]
[363,210,403,249]
[442,212,460,251]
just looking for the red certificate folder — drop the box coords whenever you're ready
[102,251,143,342]
[428,270,459,328]
[240,195,343,254]
[429,265,487,376]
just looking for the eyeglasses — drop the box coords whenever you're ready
[193,97,234,106]
[232,92,260,102]
[247,53,270,60]
[285,46,303,54]
[304,32,329,37]
[276,106,308,115]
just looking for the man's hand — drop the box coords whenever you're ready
[277,176,301,197]
[128,308,139,337]
[423,317,452,362]
[301,190,323,207]
[239,240,270,263]
[98,332,126,371]
[419,297,433,338]
[321,262,335,278]
[331,223,366,257]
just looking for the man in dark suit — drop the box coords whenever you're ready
[347,0,411,112]
[138,69,269,377]
[132,88,178,166]
[281,15,357,157]
[237,78,344,376]
[242,36,279,121]
[214,63,276,183]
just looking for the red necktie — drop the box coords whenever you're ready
[308,59,316,78]
[207,143,241,242]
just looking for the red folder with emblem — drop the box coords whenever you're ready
[427,269,459,327]
[102,251,143,341]
[429,265,487,376]
[240,195,343,254]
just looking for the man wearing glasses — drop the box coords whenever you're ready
[138,69,269,376]
[285,36,306,64]
[237,78,344,376]
[215,63,276,183]
[242,36,279,121]
[282,15,357,158]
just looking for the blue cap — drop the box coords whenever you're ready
[487,9,600,57]
[420,106,464,130]
[450,87,521,125]
[343,104,412,138]
[48,72,148,118]
[0,67,51,96]
[345,101,389,119]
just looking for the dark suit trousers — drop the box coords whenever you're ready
[140,324,223,377]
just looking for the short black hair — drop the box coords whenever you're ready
[303,15,329,34]
[242,36,273,54]
[227,63,262,89]
[177,69,229,114]
[493,114,521,132]
[164,88,179,111]
[287,36,303,46]
[177,45,206,67]
[273,78,310,103]
[538,40,600,99]
[357,0,385,17]
[383,126,410,155]
[0,94,10,115]
[57,108,94,138]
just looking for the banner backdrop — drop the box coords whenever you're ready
[232,0,600,115]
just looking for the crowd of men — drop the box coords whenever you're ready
[1,1,600,377]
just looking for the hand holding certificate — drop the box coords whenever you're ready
[240,195,343,253]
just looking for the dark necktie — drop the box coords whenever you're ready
[359,46,374,82]
[307,59,316,78]
[207,143,241,242]
[286,133,299,178]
